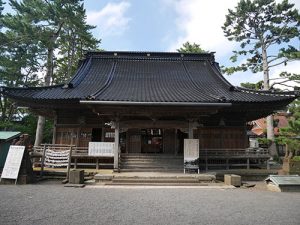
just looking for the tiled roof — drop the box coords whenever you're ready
[251,113,290,136]
[2,51,298,104]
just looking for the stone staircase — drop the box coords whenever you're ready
[119,154,184,172]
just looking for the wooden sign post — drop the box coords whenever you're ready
[1,145,26,184]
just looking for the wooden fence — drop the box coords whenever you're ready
[199,148,270,170]
[31,144,114,170]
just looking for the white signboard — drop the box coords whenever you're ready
[88,142,114,156]
[184,139,199,171]
[1,145,25,180]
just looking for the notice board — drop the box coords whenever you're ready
[184,139,199,169]
[88,142,114,156]
[1,145,25,180]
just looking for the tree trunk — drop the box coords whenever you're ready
[34,46,54,146]
[262,45,277,156]
[34,115,45,146]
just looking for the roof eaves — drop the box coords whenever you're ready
[235,87,298,98]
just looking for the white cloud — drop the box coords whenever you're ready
[87,1,131,38]
[225,61,300,90]
[166,0,300,57]
[165,0,239,55]
[269,61,300,90]
[164,0,300,88]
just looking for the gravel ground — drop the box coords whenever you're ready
[0,180,299,225]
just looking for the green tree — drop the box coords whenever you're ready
[222,0,300,155]
[0,0,42,123]
[240,81,263,90]
[1,0,99,145]
[54,3,100,84]
[276,99,300,157]
[177,41,207,53]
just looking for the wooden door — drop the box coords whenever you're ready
[129,134,141,153]
[163,129,176,154]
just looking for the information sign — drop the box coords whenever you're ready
[88,142,114,156]
[184,139,199,173]
[1,145,25,181]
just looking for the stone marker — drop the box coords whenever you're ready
[224,174,241,187]
[69,170,84,184]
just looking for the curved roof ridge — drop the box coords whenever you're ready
[68,57,92,88]
[181,60,221,102]
[85,51,216,62]
[209,62,235,89]
[87,60,117,99]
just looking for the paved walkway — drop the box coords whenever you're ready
[0,180,299,225]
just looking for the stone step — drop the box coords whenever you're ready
[106,182,210,186]
[120,154,184,172]
[120,168,184,171]
[121,155,183,159]
[112,178,202,183]
[120,157,183,161]
[120,162,183,166]
[119,168,184,173]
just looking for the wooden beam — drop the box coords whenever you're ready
[120,120,190,129]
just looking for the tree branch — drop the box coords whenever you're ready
[270,80,299,89]
[267,56,283,64]
[268,59,288,68]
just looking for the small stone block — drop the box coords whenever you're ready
[224,174,241,187]
[94,174,113,182]
[69,170,84,184]
[64,184,85,188]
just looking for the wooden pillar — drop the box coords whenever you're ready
[174,129,177,156]
[74,158,77,169]
[101,127,105,141]
[96,158,99,170]
[188,120,193,139]
[52,115,57,144]
[114,120,120,171]
[226,158,229,170]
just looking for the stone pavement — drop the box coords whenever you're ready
[0,180,299,225]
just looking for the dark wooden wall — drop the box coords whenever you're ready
[195,127,247,149]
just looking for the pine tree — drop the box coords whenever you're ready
[177,41,207,53]
[2,0,99,145]
[222,0,300,156]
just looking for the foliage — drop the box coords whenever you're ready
[276,99,300,156]
[177,41,207,53]
[292,156,300,161]
[257,137,272,147]
[0,113,53,143]
[240,81,263,90]
[222,0,300,85]
[223,0,300,143]
[0,0,100,144]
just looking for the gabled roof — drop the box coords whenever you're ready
[1,51,298,106]
[251,113,290,136]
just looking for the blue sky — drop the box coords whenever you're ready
[84,0,300,88]
[3,0,300,87]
